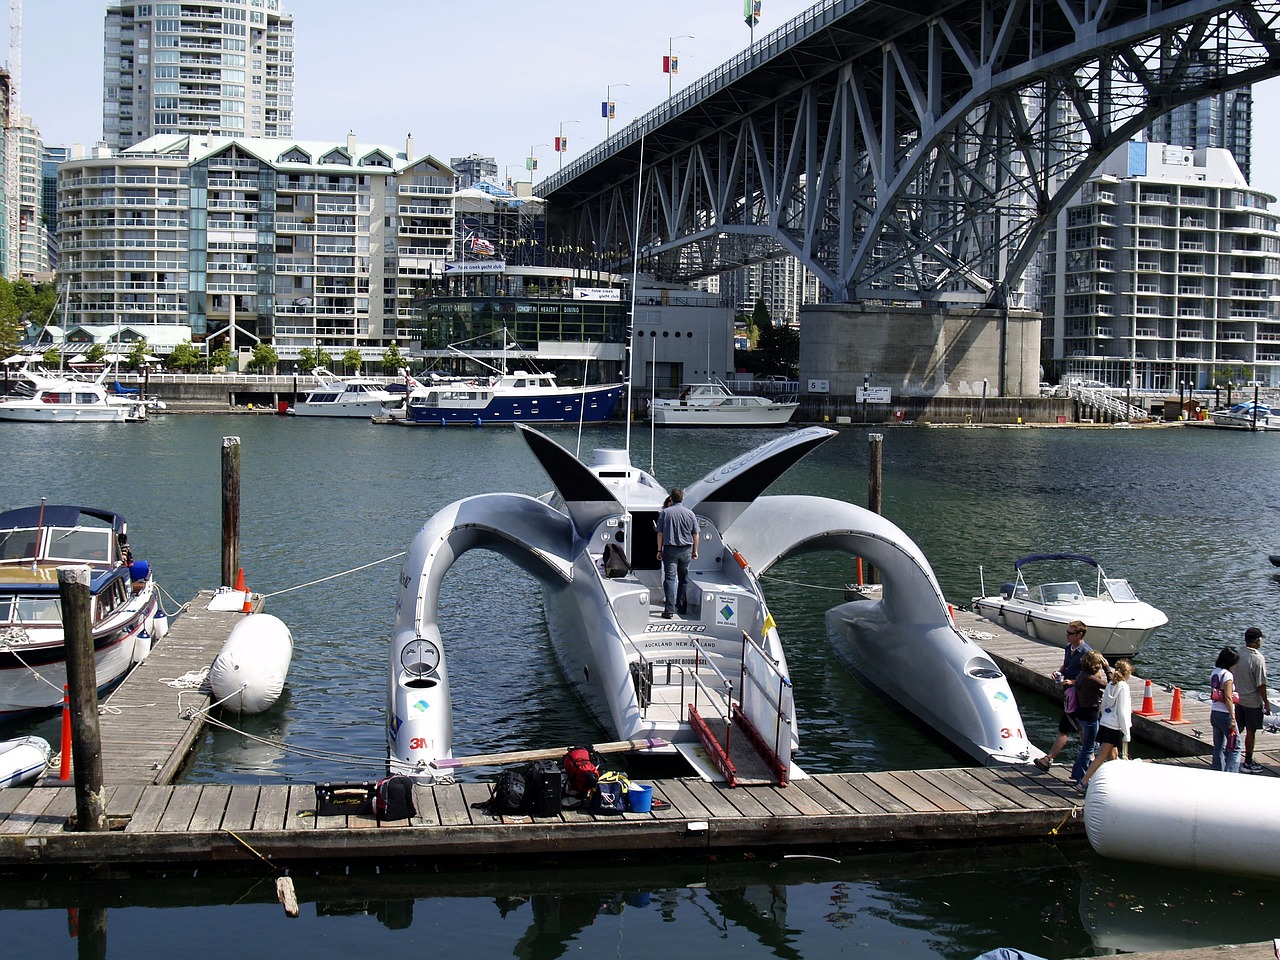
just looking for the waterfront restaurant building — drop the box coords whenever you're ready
[1041,141,1280,390]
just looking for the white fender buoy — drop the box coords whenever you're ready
[0,736,52,788]
[131,629,152,664]
[1084,761,1280,879]
[151,606,169,640]
[209,613,293,714]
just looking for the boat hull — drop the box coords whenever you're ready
[290,399,389,418]
[0,736,52,788]
[826,601,1038,766]
[651,402,799,427]
[971,596,1164,659]
[406,385,623,425]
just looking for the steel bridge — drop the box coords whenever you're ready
[537,0,1280,306]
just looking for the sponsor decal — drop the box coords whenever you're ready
[414,699,430,713]
[643,623,707,634]
[716,595,739,626]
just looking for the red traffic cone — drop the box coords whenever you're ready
[1135,678,1162,717]
[241,583,253,614]
[234,567,246,592]
[1163,686,1190,724]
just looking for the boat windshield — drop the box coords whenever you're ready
[1102,578,1139,602]
[44,526,116,564]
[0,595,62,625]
[1039,581,1086,604]
[0,528,40,562]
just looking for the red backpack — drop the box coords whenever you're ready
[562,745,601,795]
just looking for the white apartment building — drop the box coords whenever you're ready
[5,117,52,282]
[57,133,453,360]
[103,0,294,152]
[1041,142,1280,390]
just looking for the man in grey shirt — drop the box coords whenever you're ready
[656,488,699,619]
[1236,626,1271,773]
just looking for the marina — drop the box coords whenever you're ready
[1,418,1278,958]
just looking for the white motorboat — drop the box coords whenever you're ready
[0,364,148,423]
[0,736,51,788]
[388,424,1038,779]
[288,368,397,418]
[972,553,1168,658]
[1207,400,1280,431]
[650,380,799,427]
[0,503,165,717]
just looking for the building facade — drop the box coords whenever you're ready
[1041,141,1280,390]
[103,1,294,152]
[1147,77,1252,182]
[4,117,52,282]
[57,133,452,360]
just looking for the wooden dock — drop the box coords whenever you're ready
[54,589,250,787]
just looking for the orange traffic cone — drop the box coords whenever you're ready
[234,567,246,592]
[1163,686,1190,724]
[1135,678,1162,717]
[241,583,253,614]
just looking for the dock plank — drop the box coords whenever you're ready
[155,784,200,832]
[887,771,973,813]
[284,785,314,830]
[434,782,472,826]
[251,786,288,831]
[190,784,232,832]
[863,771,943,813]
[27,787,73,835]
[0,788,57,836]
[832,772,912,814]
[125,785,173,833]
[924,768,1021,812]
[791,776,858,815]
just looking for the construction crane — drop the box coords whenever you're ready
[4,0,21,279]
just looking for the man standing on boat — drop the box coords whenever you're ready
[656,489,699,620]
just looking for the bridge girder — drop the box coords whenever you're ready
[541,0,1280,305]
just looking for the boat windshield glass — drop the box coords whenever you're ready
[0,528,40,562]
[4,595,62,624]
[1039,581,1085,604]
[1102,578,1139,602]
[44,526,115,564]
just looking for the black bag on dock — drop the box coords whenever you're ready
[314,782,377,816]
[527,759,564,817]
[371,775,417,821]
[473,766,531,815]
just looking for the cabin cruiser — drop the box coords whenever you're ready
[650,380,798,427]
[0,364,148,423]
[1207,400,1279,431]
[972,553,1167,658]
[288,368,397,418]
[403,370,623,426]
[388,425,1038,779]
[0,503,166,717]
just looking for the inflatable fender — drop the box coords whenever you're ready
[0,736,52,788]
[209,613,293,714]
[1084,761,1280,879]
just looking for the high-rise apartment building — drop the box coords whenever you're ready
[3,117,52,282]
[57,133,453,360]
[102,1,294,152]
[41,145,69,271]
[1147,73,1252,182]
[1041,141,1279,391]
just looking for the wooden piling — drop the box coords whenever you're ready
[867,433,883,584]
[57,566,107,833]
[221,436,241,589]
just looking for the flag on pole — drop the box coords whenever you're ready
[663,55,678,75]
[526,156,538,171]
[744,0,760,26]
[601,101,616,119]
[555,137,567,152]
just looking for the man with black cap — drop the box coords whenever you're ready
[1236,626,1270,773]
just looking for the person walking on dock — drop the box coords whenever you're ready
[1034,620,1092,772]
[1234,627,1269,774]
[656,488,699,619]
[1209,646,1242,773]
[1068,651,1109,787]
[1079,659,1133,792]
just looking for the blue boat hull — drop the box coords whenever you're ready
[405,386,623,425]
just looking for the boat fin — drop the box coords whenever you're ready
[683,427,836,532]
[517,424,622,537]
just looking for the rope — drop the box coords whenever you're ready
[222,828,280,870]
[258,552,406,600]
[758,573,848,593]
[0,641,66,695]
[160,666,210,689]
[194,707,392,768]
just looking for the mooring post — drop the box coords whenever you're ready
[221,436,241,589]
[867,432,883,584]
[57,566,108,833]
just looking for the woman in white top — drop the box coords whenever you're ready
[1079,659,1133,792]
[1209,646,1241,773]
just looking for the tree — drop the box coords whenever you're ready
[298,346,333,372]
[168,341,202,372]
[127,338,149,371]
[42,347,61,368]
[382,341,406,374]
[249,343,280,373]
[209,345,233,371]
[86,343,108,365]
[341,348,363,374]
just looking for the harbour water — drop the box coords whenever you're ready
[3,416,1279,958]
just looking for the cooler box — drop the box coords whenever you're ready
[527,760,564,817]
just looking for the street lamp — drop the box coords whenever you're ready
[980,377,988,423]
[556,119,581,171]
[861,374,870,423]
[1178,379,1185,421]
[666,35,695,98]
[604,82,630,139]
[1125,379,1132,413]
[527,143,551,181]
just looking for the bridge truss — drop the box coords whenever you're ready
[541,0,1280,305]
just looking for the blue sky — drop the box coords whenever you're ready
[7,0,1280,199]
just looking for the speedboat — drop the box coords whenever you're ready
[388,424,1037,778]
[403,370,623,426]
[288,368,397,418]
[0,364,148,423]
[0,503,166,718]
[972,553,1168,658]
[650,380,799,427]
[1207,400,1280,431]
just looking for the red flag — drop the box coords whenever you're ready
[663,56,672,74]
[555,137,567,152]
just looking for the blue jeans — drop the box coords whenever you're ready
[1211,711,1241,772]
[1070,718,1099,783]
[662,545,693,614]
